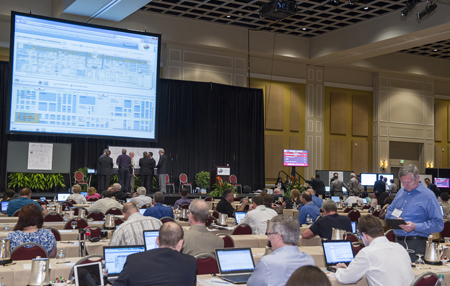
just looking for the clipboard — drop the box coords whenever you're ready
[386,219,407,229]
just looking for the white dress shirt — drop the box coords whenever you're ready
[67,193,87,204]
[109,212,162,246]
[130,195,153,208]
[345,196,363,206]
[87,198,123,214]
[335,236,414,286]
[238,205,277,234]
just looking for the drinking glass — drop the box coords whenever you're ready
[71,220,78,230]
[415,254,425,269]
[56,248,66,263]
[100,230,108,241]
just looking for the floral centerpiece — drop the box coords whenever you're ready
[209,176,237,197]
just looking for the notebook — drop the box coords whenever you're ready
[57,193,70,202]
[322,240,355,272]
[215,248,255,284]
[1,201,9,214]
[331,196,340,203]
[103,245,145,283]
[74,261,104,286]
[235,212,246,224]
[143,230,159,251]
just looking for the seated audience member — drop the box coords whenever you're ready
[216,189,248,217]
[7,204,57,257]
[109,202,162,246]
[130,187,153,208]
[86,187,101,200]
[377,191,389,207]
[333,215,414,286]
[302,199,352,240]
[307,188,323,209]
[441,192,450,215]
[2,189,15,201]
[67,184,87,204]
[247,215,315,286]
[174,188,192,209]
[379,195,395,220]
[264,194,275,209]
[297,192,320,225]
[109,183,130,201]
[143,192,173,219]
[286,265,331,286]
[87,191,123,214]
[7,188,47,217]
[182,199,223,256]
[344,190,363,206]
[114,222,197,286]
[361,191,370,202]
[284,189,301,209]
[239,195,277,234]
[272,188,287,203]
[369,193,377,207]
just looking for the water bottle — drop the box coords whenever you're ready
[435,274,447,286]
[85,226,91,240]
[306,214,312,225]
[102,259,108,280]
[293,202,297,210]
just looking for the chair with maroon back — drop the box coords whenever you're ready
[384,229,396,242]
[195,253,219,275]
[43,212,64,222]
[105,207,123,215]
[89,226,102,238]
[72,207,88,216]
[229,175,242,193]
[38,201,47,207]
[205,197,213,202]
[160,217,175,224]
[69,255,103,280]
[212,210,219,219]
[363,205,371,210]
[206,215,217,227]
[166,174,175,193]
[352,243,365,256]
[179,173,192,193]
[12,209,21,217]
[45,227,61,241]
[11,242,48,261]
[64,218,88,230]
[372,209,381,217]
[87,211,105,221]
[141,204,152,209]
[410,272,438,286]
[231,224,252,235]
[114,218,124,226]
[343,207,353,213]
[216,233,234,248]
[60,201,74,211]
[440,221,450,242]
[347,209,361,222]
[346,233,359,243]
[87,197,98,202]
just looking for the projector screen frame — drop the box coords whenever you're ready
[7,11,161,142]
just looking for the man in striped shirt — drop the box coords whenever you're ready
[109,202,162,246]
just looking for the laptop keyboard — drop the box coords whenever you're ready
[224,274,252,283]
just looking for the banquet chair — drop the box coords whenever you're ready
[194,253,219,275]
[363,205,371,209]
[231,224,252,235]
[11,242,48,261]
[229,175,242,193]
[352,243,364,256]
[180,204,190,209]
[87,197,98,202]
[343,207,353,213]
[217,233,234,248]
[410,272,438,286]
[384,229,396,242]
[206,215,217,227]
[60,201,74,210]
[160,217,175,223]
[68,200,77,205]
[114,218,124,225]
[372,209,381,217]
[64,217,88,230]
[141,203,152,209]
[166,174,175,193]
[12,209,21,217]
[69,255,103,279]
[105,207,123,215]
[74,171,89,188]
[346,233,359,243]
[87,211,105,221]
[45,227,61,241]
[440,221,450,242]
[179,173,192,193]
[72,207,88,216]
[44,212,64,222]
[347,209,361,222]
[205,197,213,202]
[89,226,102,239]
[212,210,219,219]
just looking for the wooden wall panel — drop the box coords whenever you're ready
[448,106,450,143]
[290,88,300,132]
[329,138,347,170]
[265,135,284,178]
[330,92,347,135]
[435,145,443,168]
[290,136,299,150]
[435,103,442,142]
[352,95,369,137]
[265,85,284,131]
[352,140,368,174]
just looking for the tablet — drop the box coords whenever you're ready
[74,262,104,286]
[386,219,407,229]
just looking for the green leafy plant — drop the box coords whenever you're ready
[195,171,210,190]
[284,181,306,198]
[7,173,65,191]
[7,173,30,189]
[209,180,237,197]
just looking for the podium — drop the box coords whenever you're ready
[210,166,231,191]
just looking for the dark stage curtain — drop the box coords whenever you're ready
[0,62,265,192]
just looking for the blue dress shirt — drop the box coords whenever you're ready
[297,202,320,225]
[386,182,444,237]
[143,203,174,219]
[311,195,323,209]
[247,245,315,286]
[7,197,43,217]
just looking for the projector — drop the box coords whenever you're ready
[259,0,298,20]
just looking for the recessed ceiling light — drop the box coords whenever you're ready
[364,6,369,9]
[302,28,307,30]
[434,49,438,52]
[226,15,230,18]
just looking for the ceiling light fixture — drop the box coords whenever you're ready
[434,49,438,51]
[364,6,369,9]
[348,0,356,5]
[333,0,340,4]
[401,0,418,16]
[302,27,307,30]
[226,15,231,17]
[417,1,437,19]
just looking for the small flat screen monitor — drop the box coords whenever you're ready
[87,169,96,174]
[57,193,70,202]
[378,174,394,187]
[235,212,246,224]
[435,178,450,188]
[217,167,230,176]
[360,173,377,186]
[143,230,159,251]
[331,196,340,203]
[325,186,330,194]
[283,149,308,167]
[1,201,9,214]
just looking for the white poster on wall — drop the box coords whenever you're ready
[27,143,53,170]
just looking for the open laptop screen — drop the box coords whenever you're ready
[362,198,367,204]
[322,240,354,265]
[103,246,145,276]
[216,248,255,274]
[143,230,159,251]
[57,193,70,202]
[235,212,246,224]
[80,192,87,197]
[325,186,330,193]
[351,222,356,233]
[1,201,9,214]
[331,196,340,203]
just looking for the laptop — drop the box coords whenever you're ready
[143,230,159,251]
[103,245,145,283]
[351,221,356,234]
[1,201,9,214]
[325,186,330,194]
[441,205,445,217]
[342,186,348,194]
[57,193,70,202]
[235,212,246,224]
[215,248,255,284]
[80,192,88,197]
[331,196,340,203]
[74,262,104,286]
[139,208,147,215]
[322,240,355,272]
[362,198,367,204]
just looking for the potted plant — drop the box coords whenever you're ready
[209,177,237,198]
[195,171,210,192]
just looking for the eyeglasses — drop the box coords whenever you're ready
[266,232,279,237]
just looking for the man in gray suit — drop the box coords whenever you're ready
[348,173,359,196]
[156,149,168,193]
[330,174,349,197]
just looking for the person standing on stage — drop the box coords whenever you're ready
[156,149,168,193]
[140,152,156,193]
[97,149,113,192]
[116,149,131,193]
[129,151,135,193]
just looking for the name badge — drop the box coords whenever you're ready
[392,208,402,218]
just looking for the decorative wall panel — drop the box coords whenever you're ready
[330,92,347,135]
[265,85,284,131]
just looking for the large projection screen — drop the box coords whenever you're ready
[8,12,160,141]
